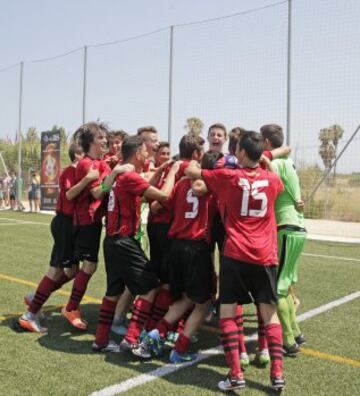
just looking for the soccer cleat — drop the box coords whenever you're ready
[169,349,197,364]
[24,294,45,320]
[218,374,246,391]
[17,312,47,333]
[61,307,88,330]
[119,337,136,351]
[270,376,286,392]
[92,340,121,353]
[255,348,270,366]
[111,317,129,336]
[295,333,306,347]
[144,329,165,356]
[166,331,179,346]
[240,352,250,368]
[283,343,300,357]
[131,342,151,359]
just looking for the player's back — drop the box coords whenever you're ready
[203,166,283,265]
[167,177,211,242]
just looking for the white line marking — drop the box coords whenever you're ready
[0,217,49,225]
[307,234,360,244]
[302,253,360,262]
[89,291,360,396]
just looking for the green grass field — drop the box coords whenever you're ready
[0,211,359,396]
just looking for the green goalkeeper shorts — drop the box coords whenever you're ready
[277,228,306,296]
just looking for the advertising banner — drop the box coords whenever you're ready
[40,131,60,210]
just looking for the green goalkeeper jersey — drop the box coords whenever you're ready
[272,157,304,228]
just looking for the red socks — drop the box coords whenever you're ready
[235,305,247,354]
[54,273,74,291]
[156,318,173,338]
[220,318,242,378]
[125,298,152,344]
[28,276,57,314]
[257,306,268,350]
[265,323,284,377]
[95,297,117,347]
[174,333,191,354]
[145,288,172,331]
[65,270,92,312]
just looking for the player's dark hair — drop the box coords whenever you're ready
[228,127,247,155]
[137,126,158,136]
[122,135,144,162]
[109,130,129,141]
[68,143,83,162]
[201,151,224,170]
[239,131,264,162]
[208,123,227,138]
[260,124,284,149]
[156,141,170,151]
[74,122,108,153]
[179,134,205,160]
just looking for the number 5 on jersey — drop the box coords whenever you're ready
[185,188,199,219]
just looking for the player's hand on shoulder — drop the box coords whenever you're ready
[85,166,99,181]
[113,163,134,174]
[169,160,182,174]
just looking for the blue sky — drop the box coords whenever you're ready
[0,0,359,172]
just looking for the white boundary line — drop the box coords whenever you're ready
[89,291,360,396]
[302,252,360,262]
[0,217,49,225]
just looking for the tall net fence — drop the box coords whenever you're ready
[0,0,359,222]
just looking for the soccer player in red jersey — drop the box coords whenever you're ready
[93,135,180,357]
[144,151,222,363]
[186,131,285,392]
[16,143,99,333]
[103,130,128,169]
[61,122,131,330]
[144,135,205,336]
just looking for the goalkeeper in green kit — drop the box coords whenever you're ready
[261,124,306,357]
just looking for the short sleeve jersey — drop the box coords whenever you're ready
[165,178,212,242]
[106,171,150,237]
[202,167,283,265]
[56,165,76,216]
[272,158,304,228]
[73,156,111,225]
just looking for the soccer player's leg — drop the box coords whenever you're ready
[170,242,213,363]
[62,223,102,330]
[253,265,285,391]
[93,235,125,352]
[117,237,160,358]
[217,256,251,391]
[277,230,306,353]
[18,214,76,333]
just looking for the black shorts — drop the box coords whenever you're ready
[147,222,172,283]
[168,239,213,304]
[210,214,226,253]
[219,256,278,305]
[50,213,78,268]
[103,235,160,297]
[73,222,102,263]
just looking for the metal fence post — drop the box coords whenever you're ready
[82,45,88,124]
[286,0,292,146]
[167,26,174,147]
[17,61,24,207]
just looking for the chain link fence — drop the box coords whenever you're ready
[0,0,359,222]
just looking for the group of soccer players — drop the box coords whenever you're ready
[16,121,307,392]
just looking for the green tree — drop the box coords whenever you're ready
[185,117,204,137]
